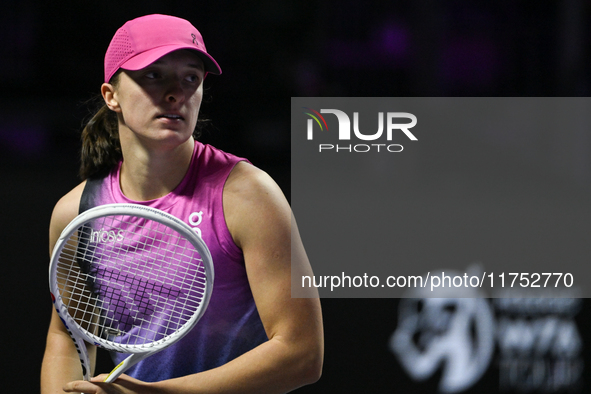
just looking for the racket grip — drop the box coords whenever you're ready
[104,353,150,383]
[73,336,91,382]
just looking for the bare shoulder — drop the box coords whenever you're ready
[49,181,87,254]
[223,161,290,249]
[224,161,286,202]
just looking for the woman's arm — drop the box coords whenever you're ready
[63,162,324,394]
[42,310,98,394]
[41,182,98,394]
[160,162,323,393]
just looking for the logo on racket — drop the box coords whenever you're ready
[90,228,125,244]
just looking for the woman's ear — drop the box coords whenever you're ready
[101,83,121,112]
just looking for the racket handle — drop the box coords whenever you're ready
[72,335,91,382]
[103,353,150,383]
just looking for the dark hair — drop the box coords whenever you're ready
[79,73,210,180]
[79,76,122,180]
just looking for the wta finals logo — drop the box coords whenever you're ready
[303,107,417,153]
[390,297,495,393]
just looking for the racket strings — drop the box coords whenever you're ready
[56,214,208,350]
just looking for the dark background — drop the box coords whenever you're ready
[3,1,591,392]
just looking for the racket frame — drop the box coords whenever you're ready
[48,203,214,382]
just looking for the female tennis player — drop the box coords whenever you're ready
[40,14,323,394]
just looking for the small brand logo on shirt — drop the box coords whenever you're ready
[189,211,204,237]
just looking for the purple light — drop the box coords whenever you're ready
[325,21,410,68]
[0,122,48,157]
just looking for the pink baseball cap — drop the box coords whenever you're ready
[104,14,222,82]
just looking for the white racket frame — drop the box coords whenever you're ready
[49,203,214,382]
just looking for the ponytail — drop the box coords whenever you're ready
[79,100,121,180]
[79,72,122,180]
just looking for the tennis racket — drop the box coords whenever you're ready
[49,203,213,384]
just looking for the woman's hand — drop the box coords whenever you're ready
[63,374,157,394]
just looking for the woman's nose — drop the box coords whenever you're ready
[166,79,185,103]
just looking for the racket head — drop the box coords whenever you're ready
[49,203,214,355]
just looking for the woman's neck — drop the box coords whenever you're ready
[119,138,195,201]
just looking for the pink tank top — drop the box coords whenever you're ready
[80,141,268,381]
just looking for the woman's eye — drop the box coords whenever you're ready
[185,74,199,83]
[145,72,160,79]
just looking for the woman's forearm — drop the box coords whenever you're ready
[41,326,97,394]
[152,329,323,394]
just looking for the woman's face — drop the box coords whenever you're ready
[104,50,205,150]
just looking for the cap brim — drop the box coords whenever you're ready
[120,45,222,75]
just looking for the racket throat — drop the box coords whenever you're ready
[104,353,151,383]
